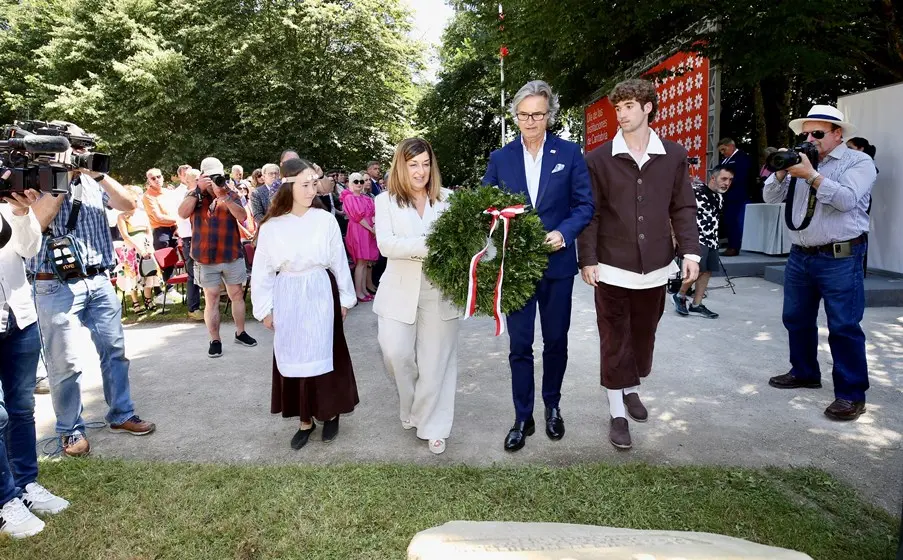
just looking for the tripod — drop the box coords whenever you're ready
[708,253,736,294]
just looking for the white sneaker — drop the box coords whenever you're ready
[429,439,446,455]
[23,482,70,515]
[0,497,45,539]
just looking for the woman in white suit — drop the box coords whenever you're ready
[374,138,460,455]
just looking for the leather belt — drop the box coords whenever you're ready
[33,266,108,281]
[793,234,866,256]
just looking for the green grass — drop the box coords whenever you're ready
[1,461,898,559]
[121,296,254,325]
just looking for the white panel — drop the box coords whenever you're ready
[838,82,903,274]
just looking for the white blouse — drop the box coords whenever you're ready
[251,209,356,377]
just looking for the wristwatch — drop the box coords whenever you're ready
[805,172,820,186]
[92,173,106,182]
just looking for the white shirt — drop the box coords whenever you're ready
[170,184,193,238]
[522,133,546,206]
[596,128,700,289]
[0,206,42,331]
[251,209,356,377]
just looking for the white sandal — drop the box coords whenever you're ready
[429,439,446,455]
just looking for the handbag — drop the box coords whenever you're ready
[139,255,158,278]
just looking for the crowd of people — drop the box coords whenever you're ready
[0,76,878,539]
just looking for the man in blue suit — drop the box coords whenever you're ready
[482,80,595,452]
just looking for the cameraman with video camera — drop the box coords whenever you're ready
[763,105,877,421]
[27,121,156,457]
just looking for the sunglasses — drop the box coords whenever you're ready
[799,130,828,141]
[352,180,365,185]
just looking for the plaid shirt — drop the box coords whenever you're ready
[27,175,115,274]
[188,188,244,265]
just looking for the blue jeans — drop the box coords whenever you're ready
[0,313,41,506]
[181,236,200,312]
[783,243,868,401]
[35,274,136,434]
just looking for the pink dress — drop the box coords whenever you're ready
[341,190,379,261]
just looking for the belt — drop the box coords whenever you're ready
[34,266,108,281]
[793,234,866,256]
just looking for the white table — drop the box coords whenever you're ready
[741,203,792,255]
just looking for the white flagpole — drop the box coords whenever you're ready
[499,3,506,147]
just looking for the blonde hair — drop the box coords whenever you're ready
[387,138,442,208]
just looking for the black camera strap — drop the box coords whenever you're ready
[784,177,817,231]
[64,175,83,233]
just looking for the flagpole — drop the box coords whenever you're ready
[499,3,506,147]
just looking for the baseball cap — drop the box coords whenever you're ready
[199,157,225,176]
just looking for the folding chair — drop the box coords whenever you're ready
[153,247,188,313]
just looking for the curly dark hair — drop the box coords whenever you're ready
[609,79,658,124]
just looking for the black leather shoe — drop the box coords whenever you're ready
[290,424,316,450]
[768,372,822,389]
[544,407,565,440]
[824,399,866,421]
[322,417,340,443]
[504,417,535,452]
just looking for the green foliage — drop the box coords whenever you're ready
[0,0,422,181]
[424,186,549,316]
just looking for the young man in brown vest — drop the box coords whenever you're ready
[577,79,700,450]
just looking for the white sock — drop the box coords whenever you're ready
[623,386,639,396]
[607,389,627,418]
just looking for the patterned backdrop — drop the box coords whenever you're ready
[584,51,711,175]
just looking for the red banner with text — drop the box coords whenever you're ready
[584,51,710,174]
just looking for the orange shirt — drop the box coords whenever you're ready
[143,189,176,230]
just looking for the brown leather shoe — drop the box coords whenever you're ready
[623,393,648,422]
[720,248,739,257]
[62,433,90,457]
[824,399,866,421]
[109,416,156,436]
[609,417,632,449]
[768,372,822,389]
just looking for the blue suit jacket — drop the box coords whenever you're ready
[482,134,594,279]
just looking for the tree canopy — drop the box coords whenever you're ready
[418,0,903,186]
[0,0,423,181]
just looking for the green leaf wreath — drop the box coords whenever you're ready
[424,186,550,316]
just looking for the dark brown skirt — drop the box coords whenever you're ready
[270,270,360,421]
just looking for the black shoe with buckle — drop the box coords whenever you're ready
[544,407,565,440]
[504,417,535,452]
[768,372,822,389]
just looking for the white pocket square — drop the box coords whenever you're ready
[552,163,565,174]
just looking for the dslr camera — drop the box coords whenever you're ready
[0,120,111,201]
[765,141,819,172]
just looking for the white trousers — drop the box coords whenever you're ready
[377,279,459,440]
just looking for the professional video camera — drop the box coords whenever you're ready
[765,141,819,172]
[0,120,111,201]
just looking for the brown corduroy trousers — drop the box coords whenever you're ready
[594,282,666,390]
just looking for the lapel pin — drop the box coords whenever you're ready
[550,149,556,154]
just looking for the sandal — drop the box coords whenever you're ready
[131,301,144,314]
[144,296,157,311]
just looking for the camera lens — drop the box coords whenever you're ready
[765,151,801,172]
[210,174,227,187]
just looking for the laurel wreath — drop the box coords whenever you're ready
[424,186,550,315]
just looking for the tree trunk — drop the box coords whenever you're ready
[881,0,903,66]
[752,82,767,166]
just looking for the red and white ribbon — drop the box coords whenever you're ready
[464,204,525,336]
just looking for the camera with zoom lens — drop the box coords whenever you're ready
[208,174,227,188]
[765,141,819,172]
[0,120,110,201]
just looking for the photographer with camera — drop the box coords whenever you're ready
[763,105,877,421]
[178,157,257,358]
[0,190,70,538]
[27,122,156,457]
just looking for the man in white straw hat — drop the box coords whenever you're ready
[763,104,876,421]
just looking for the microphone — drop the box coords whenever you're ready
[0,135,71,153]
